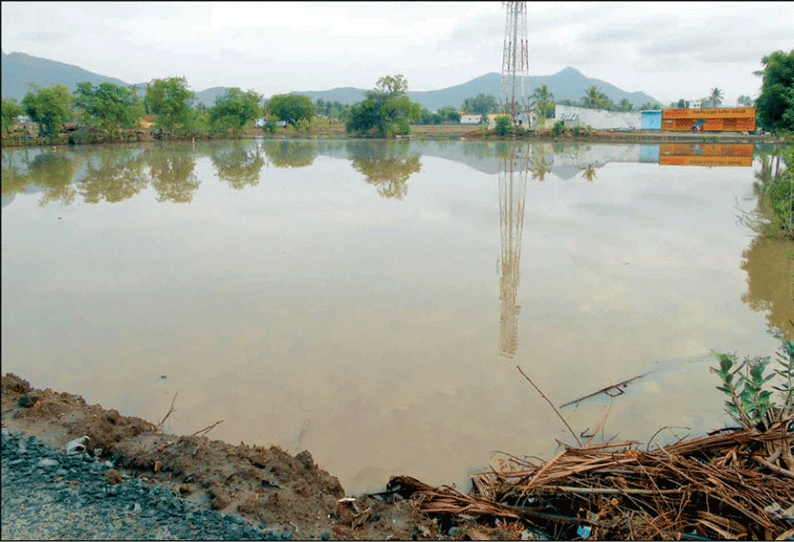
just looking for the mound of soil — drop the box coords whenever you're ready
[2,373,519,540]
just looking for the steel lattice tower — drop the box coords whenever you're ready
[501,1,530,127]
[498,145,529,358]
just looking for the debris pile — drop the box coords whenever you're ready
[388,422,794,540]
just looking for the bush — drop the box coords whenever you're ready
[495,116,512,136]
[552,120,565,137]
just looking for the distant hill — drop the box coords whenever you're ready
[295,68,659,110]
[2,51,132,100]
[2,50,659,111]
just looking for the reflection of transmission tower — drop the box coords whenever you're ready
[498,146,529,358]
[501,1,530,127]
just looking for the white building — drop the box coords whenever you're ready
[554,105,642,131]
[460,114,483,125]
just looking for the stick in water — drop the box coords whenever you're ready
[516,365,582,447]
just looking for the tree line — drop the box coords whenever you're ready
[2,49,793,142]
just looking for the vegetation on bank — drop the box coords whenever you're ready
[1,49,793,147]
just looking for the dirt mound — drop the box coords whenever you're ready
[1,373,453,539]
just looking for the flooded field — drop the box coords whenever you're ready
[2,139,791,495]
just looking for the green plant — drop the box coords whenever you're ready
[552,120,565,137]
[495,116,512,137]
[710,341,794,429]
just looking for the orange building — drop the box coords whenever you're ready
[661,107,755,133]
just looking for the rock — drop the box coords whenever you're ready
[65,436,89,454]
[296,450,314,470]
[104,469,124,485]
[37,458,58,468]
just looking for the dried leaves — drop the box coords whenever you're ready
[391,421,794,540]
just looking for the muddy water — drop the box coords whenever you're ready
[2,140,791,496]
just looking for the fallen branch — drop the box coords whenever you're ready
[190,420,223,438]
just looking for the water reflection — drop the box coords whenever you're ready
[262,140,318,168]
[30,151,78,206]
[348,141,421,199]
[79,149,148,204]
[210,142,265,189]
[741,234,794,340]
[498,145,528,357]
[147,146,200,203]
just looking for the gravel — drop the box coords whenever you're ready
[1,429,292,540]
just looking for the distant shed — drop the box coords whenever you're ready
[641,110,662,130]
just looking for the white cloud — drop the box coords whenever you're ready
[2,1,793,104]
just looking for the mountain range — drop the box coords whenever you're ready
[2,51,660,111]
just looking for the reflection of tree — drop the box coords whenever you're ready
[147,147,200,203]
[530,150,551,181]
[741,234,794,340]
[29,152,77,206]
[78,149,148,204]
[1,149,32,197]
[261,140,318,168]
[210,142,265,190]
[581,162,603,182]
[348,141,421,199]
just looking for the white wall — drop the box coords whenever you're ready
[555,105,642,130]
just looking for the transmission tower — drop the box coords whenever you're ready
[501,1,530,128]
[498,145,529,358]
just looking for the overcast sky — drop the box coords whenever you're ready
[2,1,792,105]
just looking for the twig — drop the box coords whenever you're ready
[560,372,651,408]
[753,455,794,479]
[517,365,582,446]
[538,485,683,495]
[155,392,178,432]
[191,420,223,437]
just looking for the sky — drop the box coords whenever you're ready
[2,1,792,106]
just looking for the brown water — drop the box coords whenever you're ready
[2,140,791,495]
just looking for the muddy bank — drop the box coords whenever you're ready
[1,373,523,540]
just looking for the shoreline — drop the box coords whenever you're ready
[0,372,472,540]
[1,125,785,148]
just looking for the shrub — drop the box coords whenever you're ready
[495,116,512,136]
[552,120,565,137]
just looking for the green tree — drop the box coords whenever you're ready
[21,84,73,137]
[709,88,724,108]
[145,77,195,133]
[374,74,408,96]
[532,85,555,127]
[208,87,262,135]
[346,75,421,137]
[737,95,754,107]
[755,49,794,133]
[618,98,634,112]
[73,82,142,137]
[437,106,461,123]
[462,93,499,115]
[2,98,24,135]
[675,98,690,109]
[267,94,316,128]
[581,85,611,109]
[639,101,663,110]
